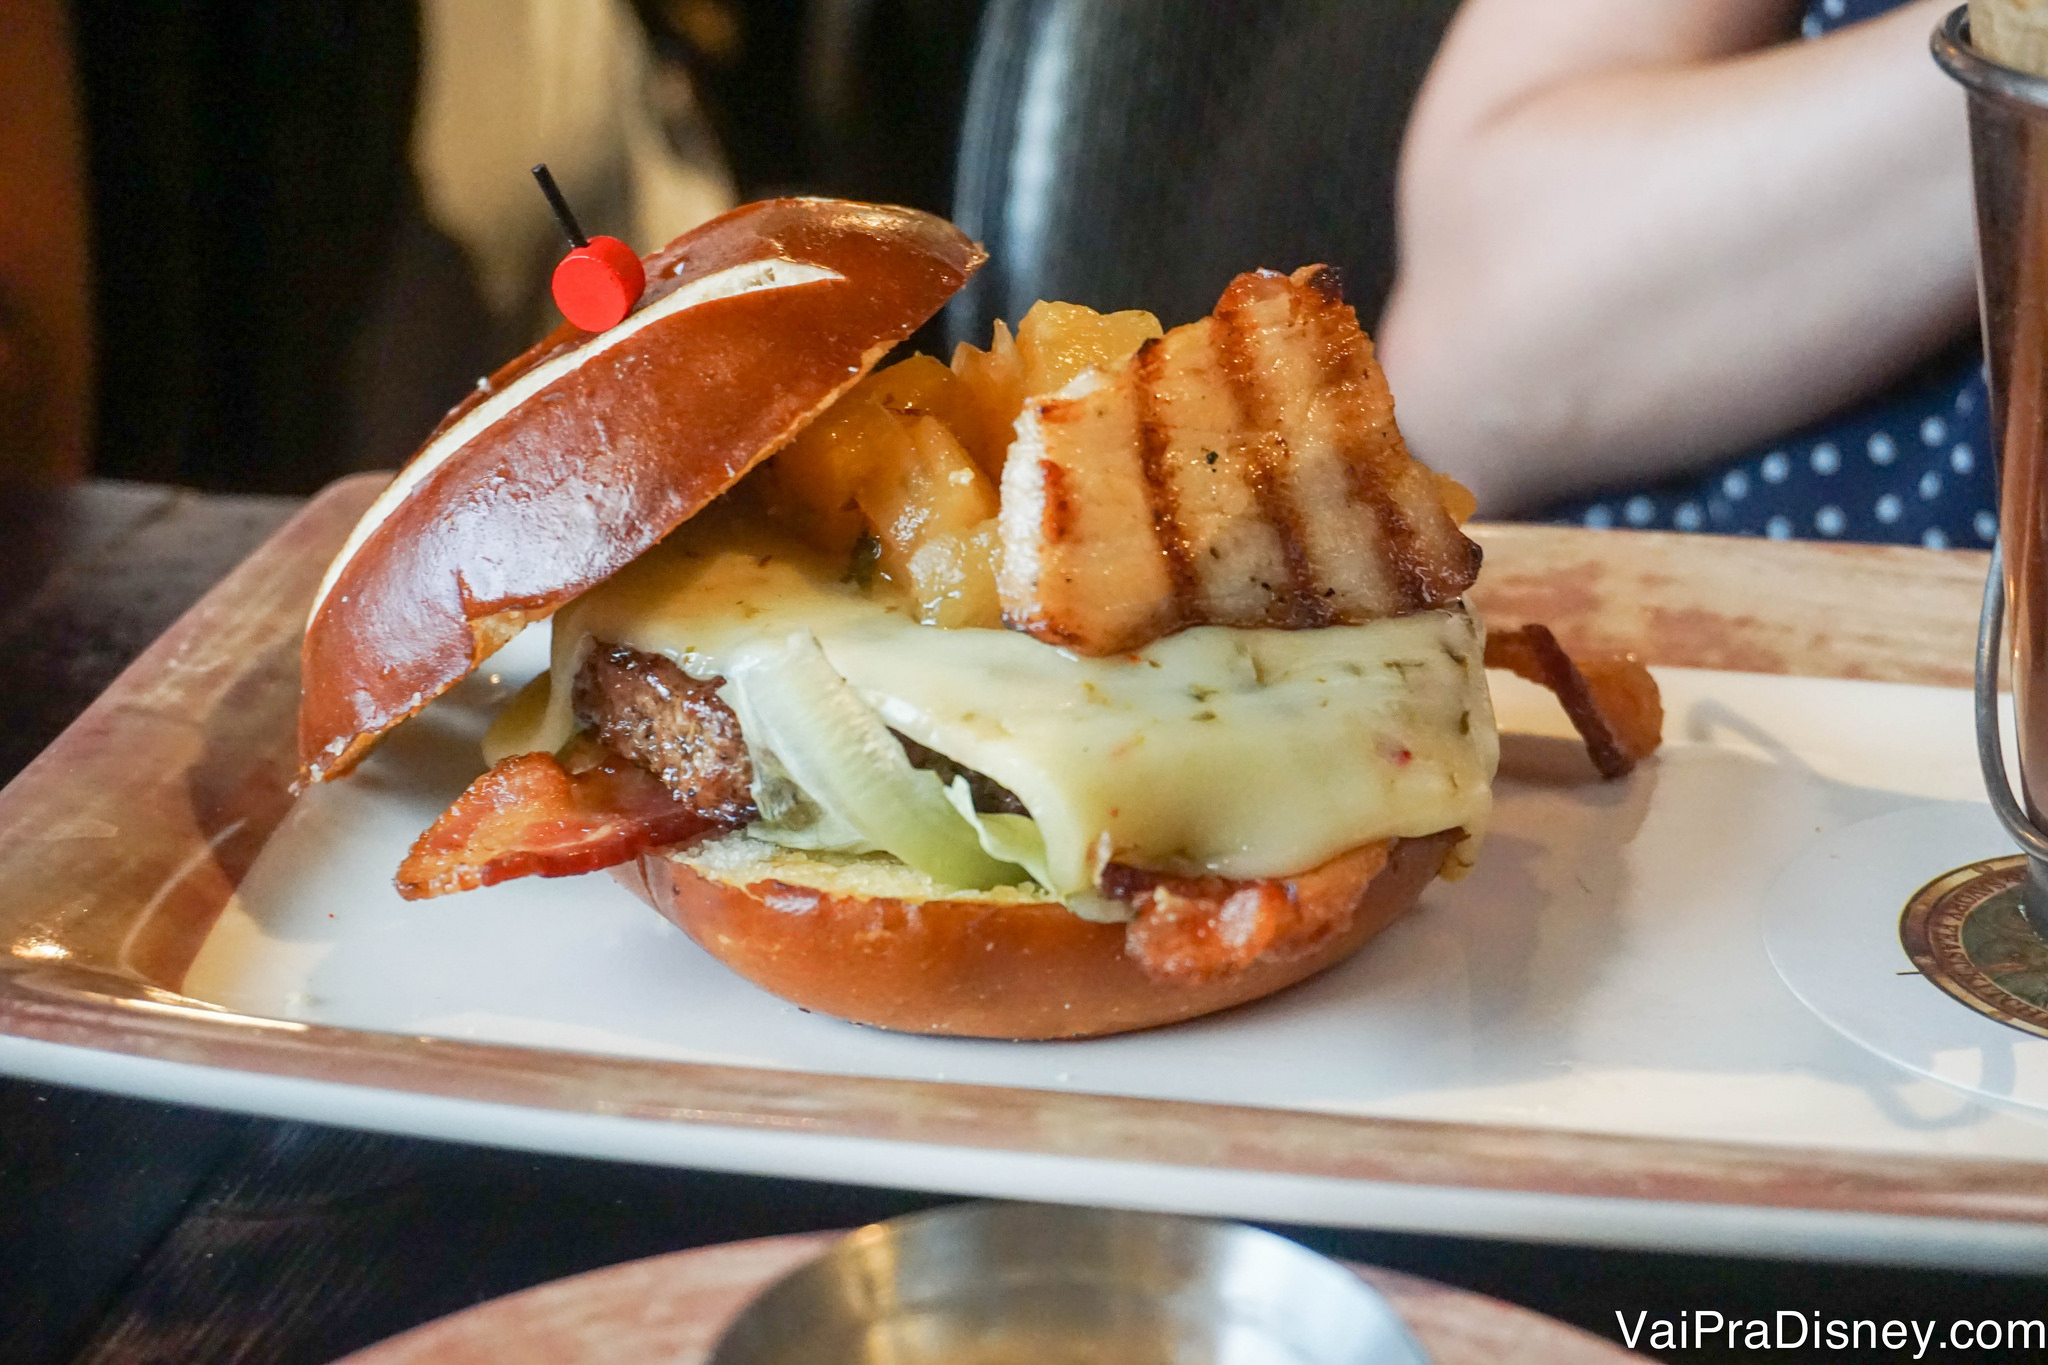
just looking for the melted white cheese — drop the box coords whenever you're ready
[503,518,1497,897]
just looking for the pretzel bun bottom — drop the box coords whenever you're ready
[612,830,1460,1039]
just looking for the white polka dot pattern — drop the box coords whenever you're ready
[1538,250,1988,547]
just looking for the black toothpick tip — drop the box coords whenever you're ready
[531,163,588,249]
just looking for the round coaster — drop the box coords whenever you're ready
[1761,802,2048,1115]
[1900,856,2048,1041]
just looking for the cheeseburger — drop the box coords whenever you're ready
[299,198,1652,1040]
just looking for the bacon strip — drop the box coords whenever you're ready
[396,749,738,900]
[1107,840,1394,984]
[1485,624,1663,779]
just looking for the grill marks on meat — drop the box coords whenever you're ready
[999,265,1482,656]
[1212,296,1329,624]
[572,643,756,816]
[1129,337,1203,617]
[1106,839,1396,984]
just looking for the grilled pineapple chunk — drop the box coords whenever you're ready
[855,413,1000,616]
[949,320,1026,480]
[757,362,1002,625]
[950,303,1163,481]
[1015,300,1163,398]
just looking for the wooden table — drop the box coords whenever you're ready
[2,481,2046,1365]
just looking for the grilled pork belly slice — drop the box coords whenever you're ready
[998,265,1482,656]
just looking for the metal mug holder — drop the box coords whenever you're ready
[1938,8,2048,942]
[1974,542,2048,938]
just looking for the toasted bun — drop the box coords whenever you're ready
[300,200,985,784]
[610,830,1460,1039]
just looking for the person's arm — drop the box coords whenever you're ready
[0,0,90,480]
[1377,0,1972,514]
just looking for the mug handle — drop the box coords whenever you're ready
[1976,541,2048,871]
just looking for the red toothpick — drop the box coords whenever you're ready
[533,163,645,332]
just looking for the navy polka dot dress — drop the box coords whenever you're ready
[1542,0,1996,550]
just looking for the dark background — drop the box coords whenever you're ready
[71,0,986,493]
[69,0,1454,494]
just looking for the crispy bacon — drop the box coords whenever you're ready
[1108,840,1394,984]
[395,747,740,900]
[998,265,1481,655]
[1485,624,1663,779]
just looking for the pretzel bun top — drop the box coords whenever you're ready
[299,199,985,783]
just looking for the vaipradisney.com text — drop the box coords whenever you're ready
[1616,1310,2046,1356]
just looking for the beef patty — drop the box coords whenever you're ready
[572,644,756,819]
